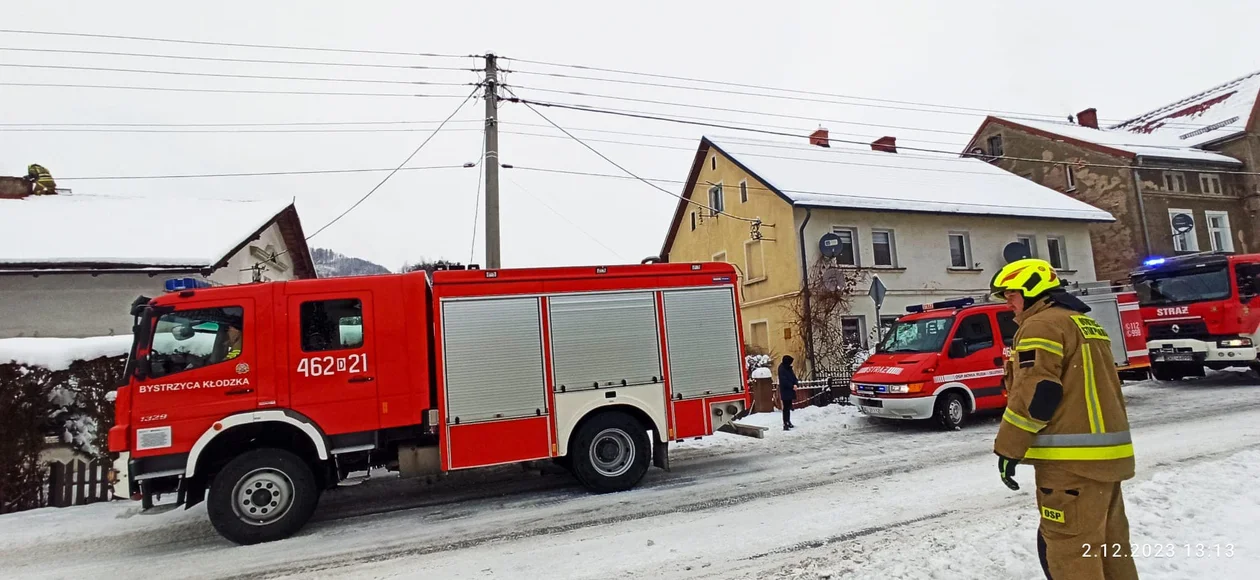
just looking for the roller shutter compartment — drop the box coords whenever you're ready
[442,297,547,423]
[549,292,662,392]
[663,288,742,400]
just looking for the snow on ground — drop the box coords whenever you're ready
[674,404,870,453]
[0,335,131,370]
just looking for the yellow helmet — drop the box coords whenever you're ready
[990,258,1061,299]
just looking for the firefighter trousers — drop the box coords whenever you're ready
[1034,466,1138,580]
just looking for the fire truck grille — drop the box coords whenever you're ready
[1147,321,1209,340]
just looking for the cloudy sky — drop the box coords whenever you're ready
[4,0,1258,271]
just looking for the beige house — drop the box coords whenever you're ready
[659,133,1113,373]
[0,191,315,338]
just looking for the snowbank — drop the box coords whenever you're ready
[673,404,872,453]
[0,336,131,371]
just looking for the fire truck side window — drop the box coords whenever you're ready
[300,299,364,352]
[995,311,1019,346]
[954,313,996,354]
[148,306,245,379]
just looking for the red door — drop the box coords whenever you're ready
[943,310,1007,410]
[131,300,258,457]
[286,291,379,435]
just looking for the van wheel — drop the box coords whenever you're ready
[934,392,966,431]
[570,412,650,493]
[207,448,319,545]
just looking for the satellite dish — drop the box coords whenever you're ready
[819,233,843,258]
[1003,242,1032,264]
[822,267,845,292]
[1171,213,1194,234]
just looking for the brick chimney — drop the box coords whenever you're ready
[1077,108,1099,129]
[809,128,830,147]
[871,136,897,153]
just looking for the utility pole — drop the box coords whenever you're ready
[483,53,501,269]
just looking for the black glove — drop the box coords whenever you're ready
[997,454,1020,491]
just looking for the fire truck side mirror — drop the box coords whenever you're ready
[948,338,969,359]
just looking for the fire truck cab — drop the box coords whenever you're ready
[1132,252,1260,380]
[108,263,750,544]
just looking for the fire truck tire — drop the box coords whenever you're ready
[933,392,966,431]
[570,412,650,493]
[207,448,319,545]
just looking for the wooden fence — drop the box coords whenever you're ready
[44,458,113,508]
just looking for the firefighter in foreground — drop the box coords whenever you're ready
[990,259,1138,580]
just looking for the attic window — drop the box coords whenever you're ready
[987,135,1004,159]
[1065,166,1076,192]
[690,212,696,231]
[740,180,748,203]
[711,156,717,170]
[1164,172,1187,193]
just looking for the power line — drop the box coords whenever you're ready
[55,165,470,181]
[504,175,627,261]
[509,84,973,136]
[0,62,475,87]
[0,81,470,98]
[305,85,482,241]
[505,87,758,222]
[0,46,477,72]
[505,96,1260,177]
[0,29,474,60]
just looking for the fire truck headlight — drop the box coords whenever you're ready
[886,382,926,395]
[1218,338,1253,348]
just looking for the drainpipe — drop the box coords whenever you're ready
[797,207,817,376]
[1131,165,1153,260]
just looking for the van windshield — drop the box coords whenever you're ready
[1133,267,1231,306]
[878,316,955,354]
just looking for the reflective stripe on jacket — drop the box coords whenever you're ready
[994,297,1135,482]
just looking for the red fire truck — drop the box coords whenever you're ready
[1131,252,1260,380]
[851,284,1149,429]
[107,263,750,544]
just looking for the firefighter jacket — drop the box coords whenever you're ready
[26,164,56,191]
[994,294,1135,482]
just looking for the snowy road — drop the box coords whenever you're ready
[3,373,1259,580]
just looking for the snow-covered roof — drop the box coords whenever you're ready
[0,335,131,370]
[993,117,1243,164]
[1110,70,1260,147]
[0,194,299,270]
[703,136,1114,222]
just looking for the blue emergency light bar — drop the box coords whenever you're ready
[1143,257,1166,267]
[164,277,212,292]
[905,297,974,313]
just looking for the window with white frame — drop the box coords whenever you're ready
[739,180,749,203]
[841,316,867,348]
[871,229,896,267]
[708,183,724,214]
[745,239,766,281]
[1169,209,1198,252]
[1200,174,1223,195]
[1206,211,1234,252]
[1016,235,1037,258]
[833,227,859,266]
[1065,166,1076,191]
[948,232,972,268]
[1164,172,1187,193]
[1047,236,1068,270]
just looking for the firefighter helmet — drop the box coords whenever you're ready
[990,258,1061,299]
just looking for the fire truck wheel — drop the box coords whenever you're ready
[207,448,319,545]
[933,392,966,430]
[570,412,650,493]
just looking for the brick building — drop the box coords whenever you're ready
[965,70,1260,282]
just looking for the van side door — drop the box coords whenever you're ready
[946,311,1005,409]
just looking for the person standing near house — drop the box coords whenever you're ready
[777,355,798,430]
[990,258,1138,580]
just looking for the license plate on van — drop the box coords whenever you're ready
[1155,353,1194,362]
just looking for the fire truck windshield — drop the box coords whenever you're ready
[878,316,956,353]
[1133,266,1231,306]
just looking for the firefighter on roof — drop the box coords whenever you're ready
[990,258,1138,580]
[25,163,56,195]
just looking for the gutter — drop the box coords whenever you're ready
[796,207,816,375]
[1130,164,1153,258]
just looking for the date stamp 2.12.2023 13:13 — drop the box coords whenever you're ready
[1082,543,1236,559]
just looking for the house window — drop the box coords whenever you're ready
[708,184,724,214]
[987,135,1004,158]
[301,299,365,352]
[1047,236,1068,270]
[745,240,766,281]
[1164,172,1187,193]
[948,232,972,268]
[1065,166,1076,192]
[749,321,769,351]
[841,316,866,349]
[1016,235,1037,259]
[833,227,858,266]
[690,212,696,231]
[1169,209,1198,252]
[711,156,716,171]
[739,180,749,203]
[871,229,896,267]
[1201,174,1223,195]
[1206,211,1234,252]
